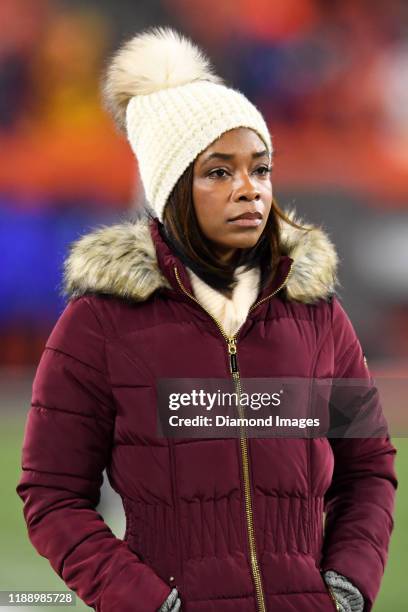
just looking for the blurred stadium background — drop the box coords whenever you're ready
[1,0,407,609]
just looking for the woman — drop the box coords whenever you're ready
[16,28,397,612]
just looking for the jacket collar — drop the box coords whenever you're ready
[149,220,293,306]
[63,211,338,304]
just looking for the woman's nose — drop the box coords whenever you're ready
[237,188,261,202]
[235,175,261,201]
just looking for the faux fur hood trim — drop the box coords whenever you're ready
[281,211,338,303]
[63,212,338,304]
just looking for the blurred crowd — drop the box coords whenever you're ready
[1,0,407,367]
[2,0,408,204]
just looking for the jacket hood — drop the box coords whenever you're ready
[63,211,338,304]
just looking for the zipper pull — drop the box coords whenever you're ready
[228,337,238,373]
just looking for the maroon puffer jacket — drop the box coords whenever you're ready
[16,215,397,612]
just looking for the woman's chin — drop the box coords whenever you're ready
[211,231,263,261]
[229,232,263,250]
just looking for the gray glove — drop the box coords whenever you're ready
[157,587,181,612]
[324,570,364,612]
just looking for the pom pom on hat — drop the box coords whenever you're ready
[103,27,223,131]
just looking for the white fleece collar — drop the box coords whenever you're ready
[187,265,261,337]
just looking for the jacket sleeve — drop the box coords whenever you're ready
[16,297,171,612]
[320,297,398,611]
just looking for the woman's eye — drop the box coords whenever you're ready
[208,168,229,178]
[256,165,272,175]
[208,166,272,179]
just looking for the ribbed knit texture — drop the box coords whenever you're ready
[158,587,180,611]
[187,265,261,337]
[324,571,365,612]
[126,80,272,221]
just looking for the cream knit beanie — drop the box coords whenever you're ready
[103,27,272,221]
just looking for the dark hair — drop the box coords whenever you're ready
[153,160,306,297]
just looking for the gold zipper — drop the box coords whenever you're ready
[320,570,341,611]
[327,585,341,611]
[174,263,293,612]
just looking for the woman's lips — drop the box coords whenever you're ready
[227,212,263,227]
[227,217,263,227]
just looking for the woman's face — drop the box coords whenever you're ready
[192,127,273,263]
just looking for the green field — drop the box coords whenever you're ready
[2,417,406,611]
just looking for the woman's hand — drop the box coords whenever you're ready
[324,570,364,612]
[157,587,181,611]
